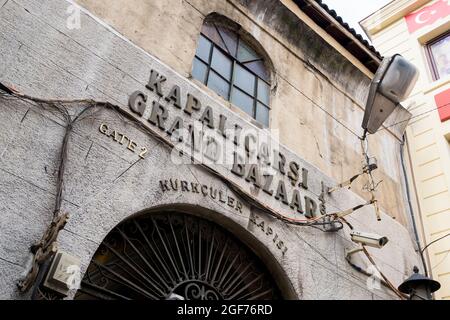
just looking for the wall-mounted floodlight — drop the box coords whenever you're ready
[362,54,419,135]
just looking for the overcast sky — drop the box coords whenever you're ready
[322,0,393,41]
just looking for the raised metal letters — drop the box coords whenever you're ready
[99,123,148,159]
[129,69,326,220]
[250,213,288,255]
[159,178,243,213]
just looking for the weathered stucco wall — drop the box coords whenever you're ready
[0,0,421,299]
[0,94,417,300]
[72,0,411,224]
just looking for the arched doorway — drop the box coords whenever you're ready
[75,212,282,300]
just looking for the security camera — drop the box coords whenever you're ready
[350,231,388,248]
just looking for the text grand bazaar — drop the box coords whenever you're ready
[127,69,327,217]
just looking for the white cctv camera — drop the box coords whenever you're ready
[350,231,389,248]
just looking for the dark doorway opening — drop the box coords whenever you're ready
[75,212,281,300]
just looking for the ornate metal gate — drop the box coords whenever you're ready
[75,212,281,300]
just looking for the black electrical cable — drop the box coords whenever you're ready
[379,102,450,131]
[421,232,450,256]
[2,91,344,231]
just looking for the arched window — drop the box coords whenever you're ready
[192,20,271,127]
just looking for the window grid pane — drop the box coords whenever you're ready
[231,87,254,117]
[201,23,226,52]
[196,35,212,63]
[218,27,238,57]
[195,29,271,126]
[192,57,208,84]
[237,38,260,62]
[257,79,270,105]
[211,47,232,80]
[234,64,256,96]
[207,71,230,99]
[244,60,269,81]
[255,102,270,127]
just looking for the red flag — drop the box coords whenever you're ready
[405,0,450,33]
[435,88,450,122]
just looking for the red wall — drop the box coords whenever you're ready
[435,88,450,122]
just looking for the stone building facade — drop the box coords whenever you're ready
[0,0,423,299]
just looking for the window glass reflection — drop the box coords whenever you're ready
[196,35,212,62]
[255,103,269,127]
[207,71,230,99]
[211,48,232,80]
[234,64,255,95]
[192,58,208,83]
[430,34,450,79]
[257,80,270,105]
[231,88,253,116]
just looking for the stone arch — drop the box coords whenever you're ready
[73,204,297,300]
